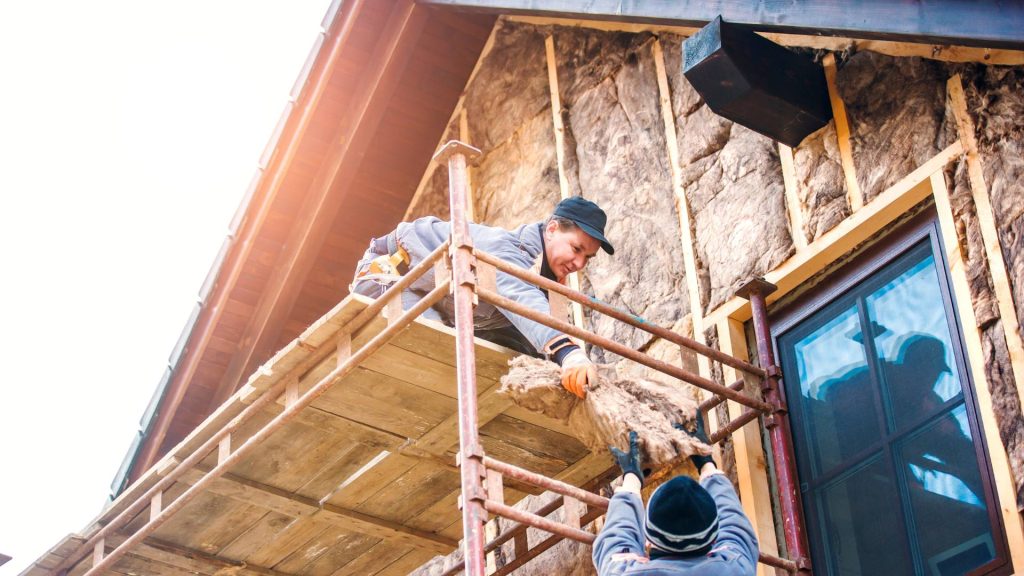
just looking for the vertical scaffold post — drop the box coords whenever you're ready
[433,140,486,576]
[737,278,813,575]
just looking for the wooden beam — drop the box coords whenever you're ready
[424,0,1024,49]
[704,140,964,327]
[823,53,862,214]
[175,467,458,554]
[929,171,1024,571]
[716,317,780,576]
[652,38,721,436]
[545,33,585,330]
[779,143,808,249]
[947,74,1024,415]
[507,15,1024,66]
[104,534,295,576]
[208,0,431,411]
[129,0,369,483]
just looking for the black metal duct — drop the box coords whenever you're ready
[683,16,832,148]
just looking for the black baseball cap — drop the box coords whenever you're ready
[553,196,615,254]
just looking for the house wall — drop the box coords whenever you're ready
[406,18,1024,574]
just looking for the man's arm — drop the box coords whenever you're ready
[592,474,647,574]
[700,465,759,571]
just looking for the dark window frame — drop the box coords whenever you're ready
[767,205,1011,575]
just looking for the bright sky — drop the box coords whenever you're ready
[0,2,330,573]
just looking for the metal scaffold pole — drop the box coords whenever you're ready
[738,278,813,574]
[434,140,487,576]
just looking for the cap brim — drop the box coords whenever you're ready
[575,221,614,255]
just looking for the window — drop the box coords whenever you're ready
[772,211,1010,575]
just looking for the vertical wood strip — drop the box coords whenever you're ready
[218,435,231,466]
[545,33,586,330]
[717,317,780,570]
[823,53,863,213]
[779,143,808,249]
[93,538,105,567]
[652,38,721,439]
[336,331,352,365]
[149,491,162,522]
[930,170,1024,570]
[947,74,1024,414]
[459,108,477,222]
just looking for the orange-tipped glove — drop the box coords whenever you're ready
[560,348,595,399]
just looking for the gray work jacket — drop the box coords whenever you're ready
[592,472,759,576]
[387,216,561,354]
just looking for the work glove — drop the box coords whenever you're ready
[559,348,594,399]
[675,414,716,470]
[609,430,644,486]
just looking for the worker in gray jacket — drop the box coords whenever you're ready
[594,418,758,576]
[350,196,614,399]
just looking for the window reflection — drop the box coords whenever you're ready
[778,241,998,575]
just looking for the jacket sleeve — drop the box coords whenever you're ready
[702,472,759,572]
[488,247,563,353]
[592,491,646,575]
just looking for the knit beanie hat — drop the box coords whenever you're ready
[645,476,720,555]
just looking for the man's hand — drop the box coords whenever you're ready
[560,348,594,399]
[609,430,644,485]
[675,413,716,471]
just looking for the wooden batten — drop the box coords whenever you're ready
[652,38,721,440]
[505,15,1024,65]
[704,140,964,327]
[929,171,1024,571]
[947,75,1024,415]
[823,53,862,214]
[545,32,586,330]
[717,317,781,575]
[779,143,808,249]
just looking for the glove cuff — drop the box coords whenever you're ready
[553,344,580,365]
[689,454,716,470]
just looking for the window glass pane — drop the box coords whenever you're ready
[865,255,963,431]
[898,404,995,574]
[790,305,878,477]
[818,456,912,575]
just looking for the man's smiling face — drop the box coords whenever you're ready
[543,219,600,282]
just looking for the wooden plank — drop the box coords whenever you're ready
[779,143,808,249]
[423,0,1024,49]
[355,460,462,523]
[704,140,964,327]
[503,404,576,437]
[947,74,1024,416]
[375,548,438,576]
[929,170,1024,572]
[246,517,333,569]
[480,414,589,464]
[652,37,721,440]
[510,15,1024,65]
[217,511,299,563]
[295,531,379,576]
[717,317,780,576]
[172,466,456,555]
[328,540,411,576]
[823,53,862,213]
[410,380,513,456]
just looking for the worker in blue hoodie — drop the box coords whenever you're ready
[350,196,614,399]
[594,416,759,576]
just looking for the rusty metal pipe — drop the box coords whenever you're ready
[709,409,761,444]
[81,280,451,576]
[442,143,488,576]
[698,379,745,413]
[48,234,449,576]
[745,283,812,574]
[759,552,800,573]
[476,287,773,413]
[483,500,595,544]
[474,250,765,378]
[483,457,609,510]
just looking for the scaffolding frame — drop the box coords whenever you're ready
[47,140,811,576]
[434,140,812,576]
